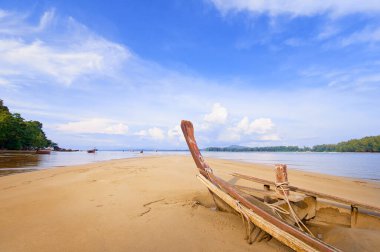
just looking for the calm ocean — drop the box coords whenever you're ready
[1,151,379,180]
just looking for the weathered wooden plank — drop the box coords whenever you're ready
[275,164,290,196]
[197,174,339,252]
[232,173,380,213]
[181,120,340,251]
[235,185,307,203]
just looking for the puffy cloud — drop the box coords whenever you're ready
[235,116,249,132]
[247,118,275,134]
[135,127,165,140]
[56,118,128,134]
[0,9,130,86]
[204,103,228,124]
[219,116,278,143]
[148,127,165,140]
[168,125,185,143]
[168,125,181,138]
[236,117,274,134]
[209,0,380,17]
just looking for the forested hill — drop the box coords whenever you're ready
[312,136,380,152]
[205,146,307,152]
[205,135,380,153]
[0,100,55,150]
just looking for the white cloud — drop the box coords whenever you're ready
[300,64,380,91]
[235,116,249,132]
[0,9,54,35]
[218,116,278,143]
[56,118,128,134]
[134,130,147,136]
[317,24,340,40]
[0,78,10,86]
[195,122,211,131]
[248,118,275,134]
[204,103,228,124]
[1,8,378,150]
[341,27,380,46]
[168,125,185,143]
[148,127,165,140]
[134,127,165,140]
[236,116,274,134]
[0,9,130,86]
[168,125,181,138]
[209,0,380,17]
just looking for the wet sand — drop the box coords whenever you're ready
[0,155,379,251]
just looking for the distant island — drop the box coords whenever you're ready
[205,135,380,153]
[0,99,56,150]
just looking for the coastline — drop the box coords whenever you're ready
[2,151,380,180]
[0,156,379,251]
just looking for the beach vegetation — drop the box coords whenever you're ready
[206,136,380,153]
[0,100,55,150]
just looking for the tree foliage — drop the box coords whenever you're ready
[0,100,55,150]
[205,146,309,152]
[312,136,380,152]
[206,136,380,153]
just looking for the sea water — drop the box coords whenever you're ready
[1,151,379,180]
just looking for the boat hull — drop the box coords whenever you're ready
[35,150,51,154]
[180,120,340,252]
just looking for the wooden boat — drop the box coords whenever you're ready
[35,149,51,154]
[181,120,380,251]
[87,149,96,153]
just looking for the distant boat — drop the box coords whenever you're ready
[87,149,97,153]
[36,149,51,154]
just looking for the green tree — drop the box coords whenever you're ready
[0,99,55,150]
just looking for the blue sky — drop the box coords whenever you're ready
[1,0,380,149]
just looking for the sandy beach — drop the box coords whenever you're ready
[1,155,379,251]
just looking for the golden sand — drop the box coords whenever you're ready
[0,155,379,251]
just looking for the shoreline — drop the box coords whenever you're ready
[1,151,380,181]
[1,156,379,251]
